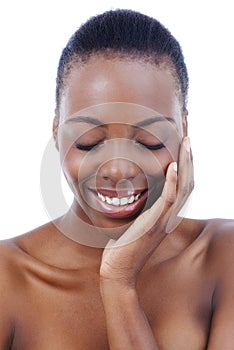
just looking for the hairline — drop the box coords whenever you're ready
[57,51,185,114]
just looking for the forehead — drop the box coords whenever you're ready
[59,56,182,126]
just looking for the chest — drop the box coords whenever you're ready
[11,262,213,350]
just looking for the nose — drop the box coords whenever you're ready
[98,158,140,184]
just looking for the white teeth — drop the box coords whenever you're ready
[112,197,120,206]
[98,192,106,202]
[120,197,129,205]
[97,191,143,206]
[106,196,112,204]
[135,193,140,200]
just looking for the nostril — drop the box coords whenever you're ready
[126,177,134,181]
[98,158,140,183]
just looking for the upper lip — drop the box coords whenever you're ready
[89,188,148,198]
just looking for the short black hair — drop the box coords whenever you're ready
[56,9,189,111]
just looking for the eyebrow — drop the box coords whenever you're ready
[65,115,176,127]
[65,116,104,126]
[135,116,176,127]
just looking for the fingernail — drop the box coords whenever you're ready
[184,137,190,152]
[172,162,177,172]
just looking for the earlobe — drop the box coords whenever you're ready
[53,113,59,151]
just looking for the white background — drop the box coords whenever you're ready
[0,0,233,239]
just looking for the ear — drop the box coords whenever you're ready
[182,109,188,137]
[53,111,59,151]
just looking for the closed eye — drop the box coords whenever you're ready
[137,142,165,150]
[75,142,100,151]
[75,141,165,151]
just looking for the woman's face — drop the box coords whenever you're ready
[55,56,186,228]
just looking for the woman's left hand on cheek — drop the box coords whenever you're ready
[100,136,194,288]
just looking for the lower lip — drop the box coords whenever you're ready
[89,190,148,219]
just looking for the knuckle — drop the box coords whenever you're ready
[165,195,176,207]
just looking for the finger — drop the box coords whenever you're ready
[160,161,178,211]
[177,137,194,203]
[115,161,178,246]
[166,137,194,233]
[137,161,178,233]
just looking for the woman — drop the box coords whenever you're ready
[0,9,234,349]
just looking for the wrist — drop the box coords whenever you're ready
[100,274,136,291]
[100,277,137,300]
[100,284,139,315]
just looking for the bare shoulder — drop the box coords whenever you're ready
[0,238,25,287]
[0,238,25,345]
[180,218,234,273]
[186,218,234,254]
[0,221,54,282]
[206,218,234,257]
[201,218,234,276]
[0,221,61,302]
[0,239,18,276]
[201,219,234,348]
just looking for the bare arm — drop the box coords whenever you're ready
[100,137,193,349]
[206,223,234,349]
[0,247,15,349]
[0,316,14,350]
[100,281,158,350]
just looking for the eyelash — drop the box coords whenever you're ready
[75,141,165,151]
[138,142,165,150]
[75,142,101,151]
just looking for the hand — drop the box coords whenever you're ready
[100,137,194,288]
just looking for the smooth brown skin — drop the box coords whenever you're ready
[1,57,234,349]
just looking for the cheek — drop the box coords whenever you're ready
[158,149,174,172]
[61,149,82,183]
[167,140,180,162]
[163,136,181,164]
[147,143,180,177]
[61,148,101,187]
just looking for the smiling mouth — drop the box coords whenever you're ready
[87,187,149,219]
[97,191,144,206]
